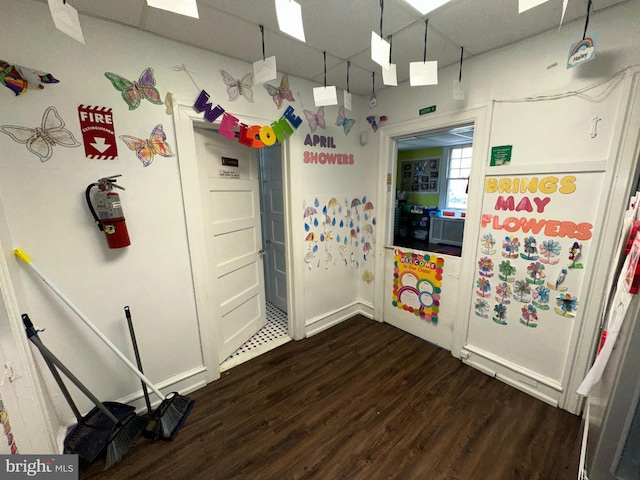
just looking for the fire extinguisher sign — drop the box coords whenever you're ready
[78,105,118,160]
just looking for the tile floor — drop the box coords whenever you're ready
[220,303,290,372]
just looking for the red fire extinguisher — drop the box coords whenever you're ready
[85,175,131,249]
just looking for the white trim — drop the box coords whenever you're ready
[0,205,58,453]
[171,99,301,377]
[305,301,365,337]
[374,105,491,359]
[561,71,640,413]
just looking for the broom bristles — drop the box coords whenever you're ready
[157,392,195,440]
[104,413,147,469]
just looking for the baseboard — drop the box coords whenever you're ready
[56,365,207,452]
[305,301,376,337]
[461,345,561,407]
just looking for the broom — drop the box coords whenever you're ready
[15,249,194,440]
[23,314,146,468]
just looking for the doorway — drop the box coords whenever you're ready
[394,125,474,257]
[373,106,489,356]
[220,143,292,371]
[172,103,296,382]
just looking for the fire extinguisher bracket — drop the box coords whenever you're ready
[85,175,131,249]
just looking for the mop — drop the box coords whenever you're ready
[15,248,194,440]
[22,314,145,468]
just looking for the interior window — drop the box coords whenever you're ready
[443,145,472,211]
[393,125,474,257]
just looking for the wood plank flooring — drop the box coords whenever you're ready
[80,315,581,480]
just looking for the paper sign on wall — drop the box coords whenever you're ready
[77,105,118,160]
[392,249,444,323]
[490,145,512,166]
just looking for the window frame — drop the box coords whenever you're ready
[439,144,472,213]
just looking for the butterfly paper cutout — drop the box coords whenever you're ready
[303,107,326,133]
[0,60,59,96]
[104,67,163,110]
[366,115,388,133]
[0,106,80,162]
[120,124,174,167]
[263,74,295,109]
[220,70,254,102]
[335,106,356,135]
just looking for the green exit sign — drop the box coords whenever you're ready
[419,105,436,115]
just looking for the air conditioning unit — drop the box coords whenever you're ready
[429,217,464,246]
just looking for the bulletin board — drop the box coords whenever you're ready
[466,170,603,383]
[400,158,439,193]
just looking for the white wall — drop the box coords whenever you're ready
[1,0,376,451]
[374,0,640,411]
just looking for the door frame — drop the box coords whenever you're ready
[373,105,491,359]
[172,100,299,382]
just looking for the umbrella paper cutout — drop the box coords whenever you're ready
[327,197,340,214]
[351,198,362,218]
[305,232,318,250]
[363,201,374,220]
[363,242,372,260]
[303,206,317,219]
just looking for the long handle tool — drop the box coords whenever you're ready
[23,314,145,468]
[15,248,194,440]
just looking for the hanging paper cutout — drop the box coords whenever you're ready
[263,74,294,109]
[47,0,85,44]
[518,0,551,13]
[366,115,387,132]
[0,60,59,96]
[104,68,163,110]
[220,70,254,103]
[303,107,326,133]
[0,106,80,162]
[567,34,598,69]
[119,124,174,167]
[335,106,356,135]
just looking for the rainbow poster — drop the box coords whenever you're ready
[392,249,444,323]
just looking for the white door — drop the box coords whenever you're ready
[260,144,288,313]
[193,127,266,363]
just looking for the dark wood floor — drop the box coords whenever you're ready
[80,315,581,480]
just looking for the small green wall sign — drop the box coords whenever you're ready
[490,145,513,166]
[419,105,437,115]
